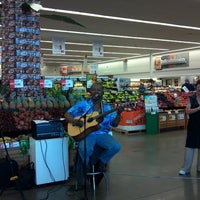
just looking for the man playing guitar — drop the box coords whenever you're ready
[65,82,122,172]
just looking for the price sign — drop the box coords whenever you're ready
[44,80,53,88]
[10,79,24,88]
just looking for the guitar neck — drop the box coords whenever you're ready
[89,108,116,121]
[87,102,134,122]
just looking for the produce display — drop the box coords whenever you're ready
[156,91,192,109]
[0,134,29,155]
[0,82,71,133]
[0,75,191,135]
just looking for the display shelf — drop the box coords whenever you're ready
[156,90,192,109]
[158,110,186,132]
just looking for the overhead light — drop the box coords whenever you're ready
[41,40,168,51]
[21,3,200,31]
[41,28,200,45]
[20,3,84,27]
[20,2,43,12]
[39,7,200,31]
[41,48,140,56]
[27,3,43,11]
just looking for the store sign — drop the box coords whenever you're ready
[144,95,158,107]
[60,66,89,75]
[154,52,189,70]
[52,37,65,55]
[9,79,24,89]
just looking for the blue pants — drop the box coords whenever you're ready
[182,148,200,172]
[78,133,121,165]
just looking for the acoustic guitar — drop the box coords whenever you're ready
[67,102,134,141]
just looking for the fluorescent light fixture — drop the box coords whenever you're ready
[41,7,200,31]
[104,45,168,51]
[45,61,82,63]
[21,2,43,12]
[43,53,118,60]
[44,58,101,62]
[22,3,200,30]
[41,40,168,51]
[152,46,200,56]
[41,28,200,45]
[28,3,43,11]
[41,48,140,56]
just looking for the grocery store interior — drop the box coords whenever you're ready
[1,0,200,200]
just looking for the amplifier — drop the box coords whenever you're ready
[31,120,64,140]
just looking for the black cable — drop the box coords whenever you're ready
[39,140,56,182]
[61,137,67,181]
[39,183,67,200]
[39,137,68,200]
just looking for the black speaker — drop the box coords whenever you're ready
[0,158,19,189]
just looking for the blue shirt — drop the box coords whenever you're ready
[67,98,117,135]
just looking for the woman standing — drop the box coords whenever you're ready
[179,79,200,175]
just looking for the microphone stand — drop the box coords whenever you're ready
[80,112,88,200]
[77,104,94,200]
[79,101,99,200]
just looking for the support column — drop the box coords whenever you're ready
[1,0,42,99]
[149,52,153,79]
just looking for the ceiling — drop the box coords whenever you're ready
[39,0,200,67]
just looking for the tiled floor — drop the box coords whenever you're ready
[1,128,200,200]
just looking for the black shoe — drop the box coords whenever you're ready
[98,161,106,172]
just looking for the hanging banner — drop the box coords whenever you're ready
[90,64,98,74]
[92,41,104,57]
[52,37,65,55]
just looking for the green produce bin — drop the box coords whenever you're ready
[145,112,159,134]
